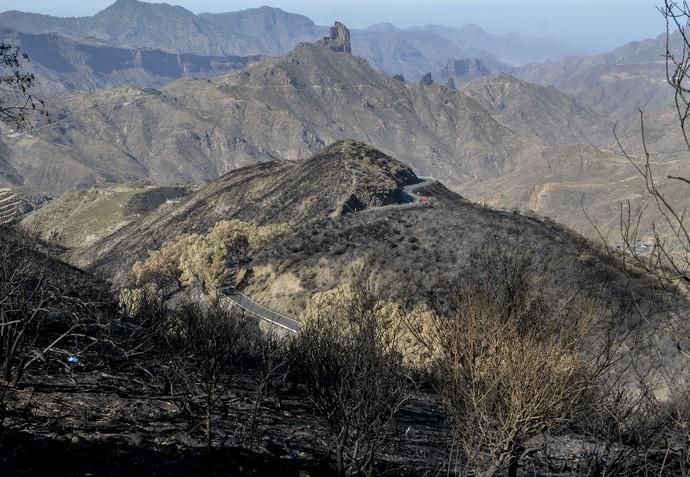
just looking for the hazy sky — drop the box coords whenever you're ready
[1,0,665,52]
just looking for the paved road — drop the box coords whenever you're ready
[219,285,300,333]
[221,177,436,333]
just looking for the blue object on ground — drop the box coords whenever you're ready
[66,356,80,364]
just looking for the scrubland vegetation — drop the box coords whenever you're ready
[2,223,689,476]
[1,3,690,476]
[131,219,288,295]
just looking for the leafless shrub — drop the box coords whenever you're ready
[0,226,118,387]
[603,5,690,473]
[293,280,413,477]
[246,329,291,451]
[412,243,617,477]
[613,0,690,361]
[575,382,689,476]
[0,43,46,130]
[155,301,267,450]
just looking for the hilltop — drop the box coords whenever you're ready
[28,141,418,272]
[23,141,660,321]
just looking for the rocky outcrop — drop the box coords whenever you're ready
[419,72,434,86]
[318,21,351,54]
[446,58,490,80]
[393,74,406,82]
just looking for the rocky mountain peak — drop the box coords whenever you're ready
[103,0,143,11]
[318,21,351,53]
[97,0,194,18]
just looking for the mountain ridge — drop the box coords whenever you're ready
[0,27,263,92]
[0,0,583,81]
[514,30,675,120]
[4,27,570,194]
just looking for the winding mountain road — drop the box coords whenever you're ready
[220,177,436,333]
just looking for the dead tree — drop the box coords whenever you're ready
[611,2,690,409]
[0,43,45,129]
[159,301,264,450]
[0,226,115,387]
[294,281,413,477]
[410,243,617,477]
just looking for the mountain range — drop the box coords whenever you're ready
[2,20,685,247]
[515,31,674,120]
[0,26,601,195]
[0,0,585,87]
[0,28,262,92]
[0,1,684,250]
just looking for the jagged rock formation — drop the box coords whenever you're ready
[392,74,405,82]
[419,72,434,86]
[318,21,352,54]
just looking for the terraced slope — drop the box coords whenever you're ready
[0,188,21,224]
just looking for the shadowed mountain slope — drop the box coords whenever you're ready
[0,28,262,93]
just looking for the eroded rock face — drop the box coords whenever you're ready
[319,21,351,53]
[447,58,490,78]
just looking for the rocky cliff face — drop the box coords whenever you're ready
[447,58,490,81]
[419,72,434,86]
[0,28,262,92]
